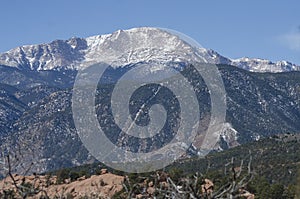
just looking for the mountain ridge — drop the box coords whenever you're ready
[0,27,299,73]
[0,27,299,175]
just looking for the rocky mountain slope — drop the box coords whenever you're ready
[0,27,299,174]
[0,64,299,174]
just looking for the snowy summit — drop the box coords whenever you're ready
[0,27,299,73]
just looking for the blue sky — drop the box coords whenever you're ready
[1,0,300,64]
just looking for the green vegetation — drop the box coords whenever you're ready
[45,134,300,198]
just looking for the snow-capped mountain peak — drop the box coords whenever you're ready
[0,37,87,70]
[83,27,204,67]
[231,57,300,72]
[0,27,299,73]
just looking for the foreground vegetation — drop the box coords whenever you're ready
[1,134,299,198]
